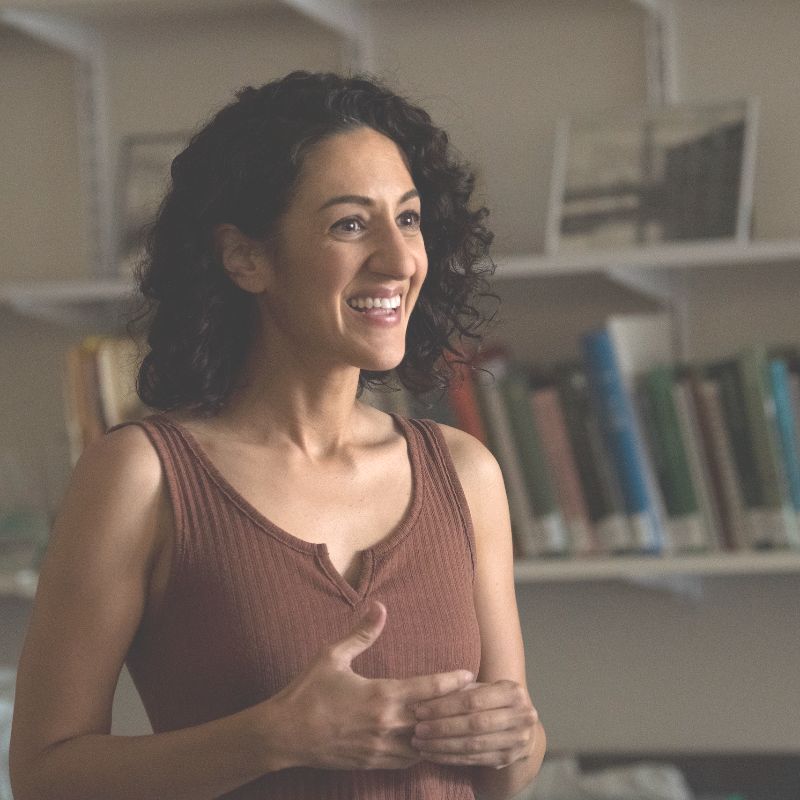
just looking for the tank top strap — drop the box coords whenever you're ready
[105,413,200,551]
[398,415,478,577]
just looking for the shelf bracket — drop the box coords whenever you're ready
[627,0,680,105]
[604,266,690,361]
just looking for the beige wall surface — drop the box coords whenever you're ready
[675,0,800,242]
[365,0,647,256]
[96,6,343,200]
[0,27,88,281]
[0,7,343,524]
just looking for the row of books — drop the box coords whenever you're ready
[63,335,148,465]
[365,313,800,560]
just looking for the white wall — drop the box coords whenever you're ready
[0,26,88,281]
[671,0,800,362]
[364,0,648,256]
[95,6,344,222]
[0,4,344,531]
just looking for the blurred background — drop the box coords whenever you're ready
[1,1,799,798]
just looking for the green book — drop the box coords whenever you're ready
[735,347,799,548]
[708,353,798,549]
[499,366,569,555]
[639,365,708,552]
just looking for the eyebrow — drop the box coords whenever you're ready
[318,188,420,212]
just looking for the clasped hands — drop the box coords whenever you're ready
[411,678,539,770]
[270,599,539,772]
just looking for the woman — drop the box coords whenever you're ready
[10,71,545,799]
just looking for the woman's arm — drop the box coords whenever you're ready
[9,427,282,800]
[411,425,546,800]
[10,427,473,800]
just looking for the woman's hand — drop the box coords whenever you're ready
[410,680,540,769]
[265,600,475,772]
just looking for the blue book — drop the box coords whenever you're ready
[582,327,665,554]
[769,358,800,514]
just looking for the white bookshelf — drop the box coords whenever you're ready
[4,236,800,326]
[5,552,799,601]
[0,278,136,327]
[0,570,38,600]
[514,550,800,583]
[495,238,800,279]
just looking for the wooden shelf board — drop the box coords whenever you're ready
[513,550,800,583]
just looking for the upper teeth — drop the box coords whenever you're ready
[347,295,401,310]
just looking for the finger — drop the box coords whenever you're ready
[412,729,525,755]
[325,600,386,667]
[414,707,532,740]
[415,680,524,721]
[415,747,521,768]
[396,669,475,705]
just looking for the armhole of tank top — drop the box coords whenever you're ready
[105,419,187,604]
[413,417,478,579]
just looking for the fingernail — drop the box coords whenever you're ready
[415,706,431,720]
[463,671,474,682]
[415,723,432,736]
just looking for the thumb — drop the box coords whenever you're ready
[327,600,387,668]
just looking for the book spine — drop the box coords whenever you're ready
[443,353,489,445]
[500,368,569,556]
[737,349,799,548]
[769,358,800,519]
[672,379,721,550]
[694,378,752,550]
[530,387,599,556]
[556,369,631,552]
[473,356,555,558]
[581,329,665,554]
[639,366,707,553]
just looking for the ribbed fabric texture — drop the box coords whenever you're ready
[108,411,482,799]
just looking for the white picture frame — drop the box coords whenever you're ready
[545,98,759,255]
[116,132,191,277]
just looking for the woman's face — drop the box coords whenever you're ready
[262,126,428,375]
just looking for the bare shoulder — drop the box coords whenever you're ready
[433,422,504,503]
[81,422,161,474]
[434,422,502,483]
[41,424,166,587]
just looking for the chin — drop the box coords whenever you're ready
[359,353,405,374]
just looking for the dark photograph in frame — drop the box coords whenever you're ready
[545,98,759,255]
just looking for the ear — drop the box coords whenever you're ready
[213,223,272,294]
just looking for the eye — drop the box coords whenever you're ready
[332,216,365,234]
[398,210,421,230]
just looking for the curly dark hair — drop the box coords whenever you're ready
[131,70,499,416]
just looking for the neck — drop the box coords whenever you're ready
[213,328,371,463]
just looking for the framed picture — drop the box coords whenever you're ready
[545,98,759,255]
[116,132,191,276]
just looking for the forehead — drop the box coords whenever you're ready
[294,127,416,201]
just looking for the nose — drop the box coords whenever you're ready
[367,219,424,279]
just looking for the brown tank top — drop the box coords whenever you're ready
[109,411,482,799]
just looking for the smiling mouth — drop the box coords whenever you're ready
[346,296,403,312]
